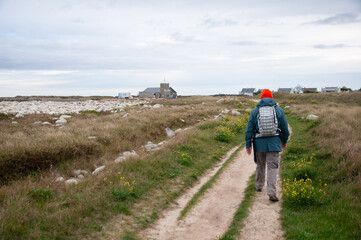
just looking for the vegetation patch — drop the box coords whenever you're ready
[279,109,361,240]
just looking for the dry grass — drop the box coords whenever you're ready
[0,96,237,183]
[0,96,251,239]
[282,98,361,203]
[274,91,361,105]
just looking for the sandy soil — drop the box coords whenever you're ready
[238,175,284,240]
[143,145,255,240]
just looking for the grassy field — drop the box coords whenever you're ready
[276,92,361,240]
[1,92,360,240]
[0,96,253,239]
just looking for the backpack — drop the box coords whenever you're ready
[255,105,280,138]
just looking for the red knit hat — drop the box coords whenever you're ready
[260,89,273,99]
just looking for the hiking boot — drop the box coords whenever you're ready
[269,195,279,202]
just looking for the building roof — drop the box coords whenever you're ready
[170,87,177,94]
[241,88,256,93]
[142,88,160,94]
[278,88,292,93]
[324,87,339,90]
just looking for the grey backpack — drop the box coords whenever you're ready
[255,105,280,138]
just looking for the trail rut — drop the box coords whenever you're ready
[143,146,255,240]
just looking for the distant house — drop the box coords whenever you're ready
[239,88,256,96]
[321,87,341,93]
[118,92,131,98]
[277,88,294,94]
[139,83,177,98]
[303,88,318,93]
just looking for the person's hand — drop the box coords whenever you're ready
[282,143,287,149]
[246,148,252,155]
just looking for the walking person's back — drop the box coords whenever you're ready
[245,89,290,201]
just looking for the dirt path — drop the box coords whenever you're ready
[238,174,284,240]
[142,145,255,240]
[237,126,293,240]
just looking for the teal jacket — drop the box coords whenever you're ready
[245,98,290,152]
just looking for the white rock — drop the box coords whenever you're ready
[42,122,51,125]
[123,150,138,158]
[33,121,42,124]
[222,109,230,114]
[144,141,160,151]
[180,119,185,122]
[202,102,205,105]
[175,128,182,134]
[214,113,226,119]
[157,141,166,147]
[55,177,65,182]
[88,136,97,139]
[123,113,131,118]
[306,115,319,120]
[65,178,79,185]
[55,118,67,125]
[114,156,126,163]
[72,169,88,176]
[231,110,241,116]
[92,165,105,175]
[60,114,72,119]
[153,104,163,108]
[77,174,84,179]
[12,121,18,124]
[165,127,175,138]
[216,98,225,103]
[15,113,24,118]
[284,106,290,109]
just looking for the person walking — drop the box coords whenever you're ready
[245,89,290,202]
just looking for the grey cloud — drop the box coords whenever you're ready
[171,32,194,42]
[202,18,238,28]
[314,44,346,49]
[306,13,361,25]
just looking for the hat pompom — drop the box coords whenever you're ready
[260,89,273,99]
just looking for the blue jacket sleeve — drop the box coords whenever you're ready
[245,108,258,148]
[276,107,290,144]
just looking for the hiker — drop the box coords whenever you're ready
[245,89,290,202]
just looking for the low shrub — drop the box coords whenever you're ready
[175,151,193,166]
[29,188,53,201]
[282,178,326,206]
[110,175,138,201]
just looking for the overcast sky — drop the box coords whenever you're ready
[0,0,360,96]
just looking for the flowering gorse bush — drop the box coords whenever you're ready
[282,178,326,206]
[175,150,193,166]
[109,172,138,201]
[215,114,249,143]
[290,154,314,169]
[215,125,234,143]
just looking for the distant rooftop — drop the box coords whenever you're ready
[241,88,256,93]
[142,88,160,94]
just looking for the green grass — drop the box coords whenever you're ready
[280,115,361,240]
[218,174,256,240]
[178,144,244,220]
[0,116,246,240]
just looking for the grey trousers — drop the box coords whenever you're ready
[255,152,280,196]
